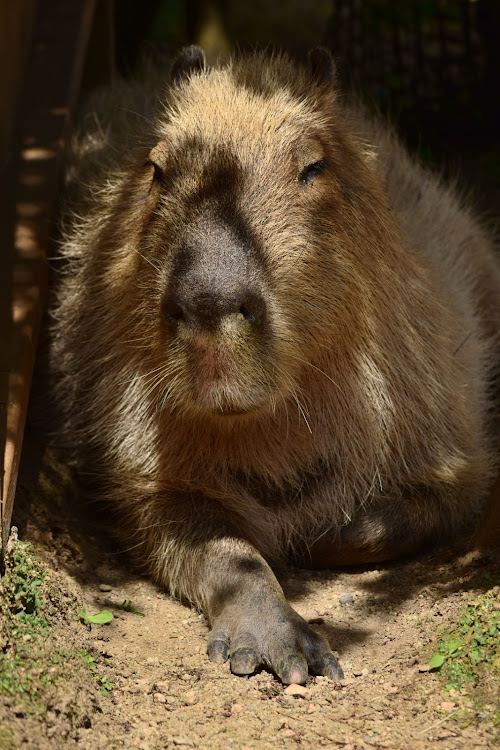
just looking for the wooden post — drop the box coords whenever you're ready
[0,0,101,562]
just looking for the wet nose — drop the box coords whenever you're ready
[163,286,266,331]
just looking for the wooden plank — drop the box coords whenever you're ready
[0,0,98,560]
[0,0,38,163]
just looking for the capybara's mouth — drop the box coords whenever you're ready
[193,384,267,417]
[189,343,273,417]
[210,406,255,417]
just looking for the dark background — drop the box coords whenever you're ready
[97,0,500,217]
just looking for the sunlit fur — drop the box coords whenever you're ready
[51,51,500,606]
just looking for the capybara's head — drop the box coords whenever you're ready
[88,46,399,423]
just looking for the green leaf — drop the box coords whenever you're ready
[85,610,114,624]
[116,599,145,616]
[429,654,446,670]
[79,604,114,625]
[447,641,461,655]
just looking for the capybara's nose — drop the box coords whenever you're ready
[163,286,266,331]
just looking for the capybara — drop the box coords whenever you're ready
[51,47,500,684]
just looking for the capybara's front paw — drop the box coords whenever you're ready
[207,600,343,684]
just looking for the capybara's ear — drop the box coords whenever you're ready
[308,47,336,86]
[171,45,205,84]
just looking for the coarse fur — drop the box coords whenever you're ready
[51,48,500,682]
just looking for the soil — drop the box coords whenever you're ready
[1,436,499,750]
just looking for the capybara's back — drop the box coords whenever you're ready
[51,47,500,683]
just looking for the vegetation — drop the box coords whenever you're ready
[0,536,113,710]
[115,599,145,616]
[0,539,52,701]
[79,605,114,626]
[429,582,500,736]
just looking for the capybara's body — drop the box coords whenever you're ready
[51,48,500,683]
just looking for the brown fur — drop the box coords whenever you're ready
[51,48,500,682]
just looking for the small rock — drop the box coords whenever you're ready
[99,584,112,592]
[171,738,194,747]
[232,702,243,713]
[339,593,354,604]
[154,693,166,703]
[440,700,456,712]
[283,684,311,698]
[352,668,364,677]
[283,729,296,737]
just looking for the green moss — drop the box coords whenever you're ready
[0,540,52,701]
[80,649,114,695]
[0,536,111,713]
[430,583,500,738]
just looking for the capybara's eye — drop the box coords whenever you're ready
[299,159,326,185]
[149,160,163,182]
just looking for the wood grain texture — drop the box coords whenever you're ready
[0,0,98,559]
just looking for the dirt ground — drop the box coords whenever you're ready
[0,436,498,750]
